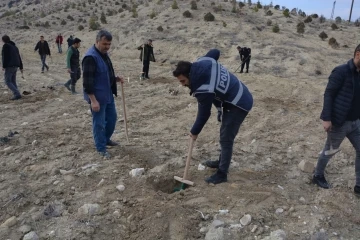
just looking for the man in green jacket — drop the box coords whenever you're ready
[64,38,81,94]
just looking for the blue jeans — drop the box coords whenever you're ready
[4,67,20,97]
[91,97,117,152]
[315,120,360,186]
[57,43,62,53]
[40,55,48,71]
[218,105,248,174]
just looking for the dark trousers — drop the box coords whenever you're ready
[66,67,81,86]
[91,96,117,152]
[315,120,360,186]
[240,58,251,72]
[142,60,150,78]
[4,67,20,97]
[40,55,48,71]
[218,105,248,174]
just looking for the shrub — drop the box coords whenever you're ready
[204,12,215,21]
[319,15,326,23]
[222,21,227,27]
[297,22,305,34]
[266,19,272,26]
[150,10,156,19]
[298,9,306,17]
[256,1,262,8]
[157,25,163,31]
[78,25,84,30]
[272,23,280,33]
[274,5,280,10]
[17,25,30,29]
[319,31,328,40]
[60,19,66,25]
[266,10,273,16]
[304,16,312,23]
[331,23,338,30]
[311,13,318,18]
[238,2,245,8]
[67,15,74,21]
[89,17,100,30]
[122,3,127,9]
[253,6,258,12]
[191,0,197,10]
[132,8,138,18]
[183,10,192,18]
[335,16,341,23]
[100,12,107,23]
[40,11,46,18]
[172,0,178,9]
[247,0,252,6]
[355,19,360,27]
[231,4,236,13]
[283,8,290,17]
[328,37,339,48]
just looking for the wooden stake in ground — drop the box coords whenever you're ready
[120,82,129,143]
[174,137,195,188]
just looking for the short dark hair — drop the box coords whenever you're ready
[96,30,112,41]
[354,44,360,57]
[73,38,81,44]
[173,61,192,79]
[40,36,44,38]
[2,35,10,43]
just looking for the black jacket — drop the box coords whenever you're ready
[239,47,251,61]
[138,44,155,62]
[2,41,23,70]
[34,40,51,55]
[320,59,360,126]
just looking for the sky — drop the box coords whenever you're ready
[254,0,360,21]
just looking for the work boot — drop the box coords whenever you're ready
[107,140,119,147]
[71,85,78,94]
[246,69,249,73]
[64,80,71,92]
[313,175,330,189]
[205,170,227,184]
[203,160,219,169]
[354,185,360,197]
[239,70,243,73]
[10,95,22,100]
[98,151,111,159]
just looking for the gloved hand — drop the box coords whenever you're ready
[217,107,222,122]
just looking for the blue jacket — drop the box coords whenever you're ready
[190,49,253,135]
[83,46,114,104]
[321,59,360,126]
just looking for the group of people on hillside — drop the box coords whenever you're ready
[2,31,360,196]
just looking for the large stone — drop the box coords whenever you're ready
[261,229,287,240]
[240,214,252,226]
[298,160,314,173]
[23,231,39,240]
[18,224,31,234]
[78,204,101,216]
[1,216,17,227]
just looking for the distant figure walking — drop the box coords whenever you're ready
[237,46,251,73]
[64,38,82,94]
[34,36,51,73]
[137,39,155,79]
[67,35,74,48]
[1,35,23,100]
[56,33,63,53]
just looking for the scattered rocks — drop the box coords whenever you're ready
[198,163,206,171]
[129,168,145,177]
[97,179,105,187]
[310,229,327,240]
[3,146,13,154]
[211,219,225,228]
[116,184,126,192]
[59,169,75,175]
[299,197,306,203]
[275,208,284,214]
[1,216,17,227]
[240,214,252,226]
[261,229,286,240]
[298,160,314,173]
[78,203,101,216]
[156,212,162,218]
[23,231,39,240]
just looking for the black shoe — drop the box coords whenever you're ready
[354,186,360,197]
[313,175,330,189]
[205,171,227,184]
[41,71,44,73]
[204,160,219,169]
[46,66,49,71]
[107,140,119,147]
[239,71,243,73]
[246,70,249,73]
[64,82,71,91]
[98,151,111,159]
[10,95,21,100]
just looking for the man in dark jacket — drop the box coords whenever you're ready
[237,46,251,73]
[56,33,63,53]
[64,38,81,94]
[82,30,124,158]
[1,35,23,100]
[137,39,155,79]
[313,44,360,197]
[34,36,51,73]
[173,49,253,184]
[67,35,74,48]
